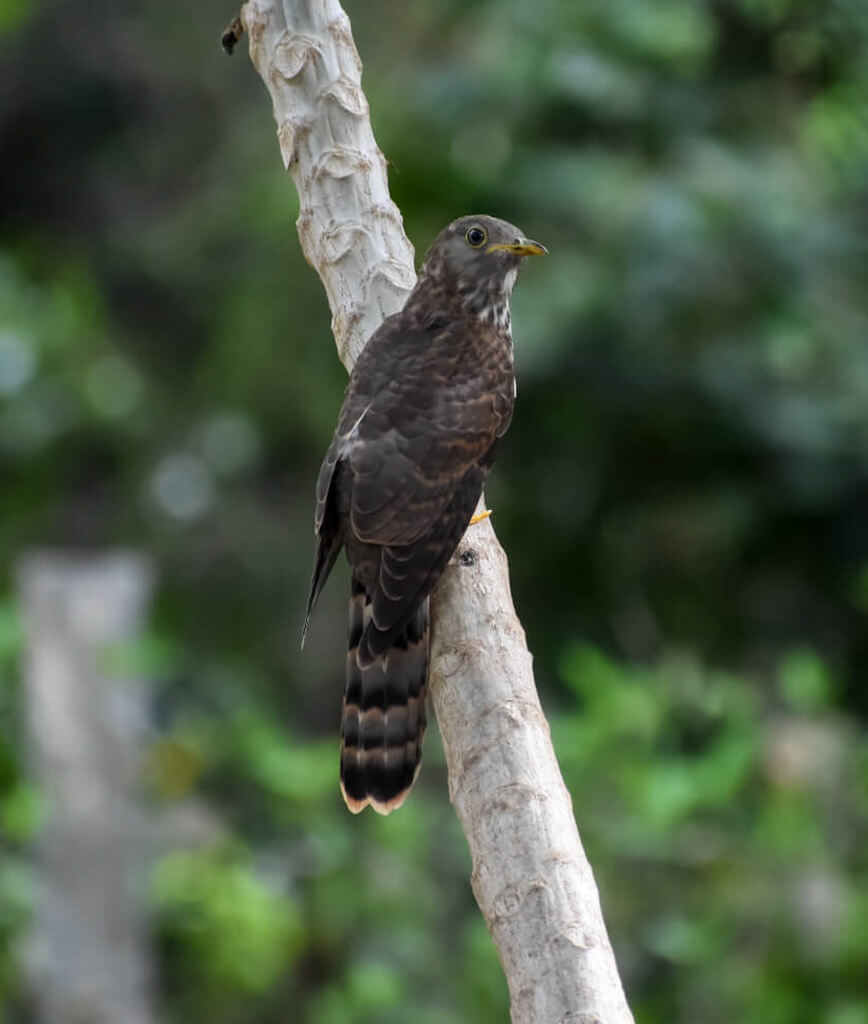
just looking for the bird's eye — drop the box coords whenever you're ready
[465,226,487,248]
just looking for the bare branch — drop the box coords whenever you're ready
[433,532,634,1023]
[243,0,415,368]
[238,1,634,1020]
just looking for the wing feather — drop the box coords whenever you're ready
[310,307,514,650]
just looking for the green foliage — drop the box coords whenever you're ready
[555,645,867,1023]
[0,0,30,36]
[152,847,302,998]
[0,0,866,1020]
[778,647,834,713]
[0,596,32,1012]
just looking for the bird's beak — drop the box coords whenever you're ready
[487,239,548,258]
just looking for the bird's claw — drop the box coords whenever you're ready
[469,508,492,526]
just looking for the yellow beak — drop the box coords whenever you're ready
[487,239,548,258]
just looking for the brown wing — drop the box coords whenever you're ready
[352,459,494,663]
[305,311,422,637]
[316,311,512,538]
[349,319,510,537]
[305,309,513,645]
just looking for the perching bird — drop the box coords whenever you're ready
[303,215,546,814]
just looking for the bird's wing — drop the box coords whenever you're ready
[307,312,512,643]
[332,316,511,547]
[360,460,490,658]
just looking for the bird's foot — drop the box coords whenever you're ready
[469,508,492,526]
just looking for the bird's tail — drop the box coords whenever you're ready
[340,574,429,814]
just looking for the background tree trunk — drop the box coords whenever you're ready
[17,552,157,1024]
[239,1,635,1019]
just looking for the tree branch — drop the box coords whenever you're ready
[243,0,415,369]
[237,1,634,1019]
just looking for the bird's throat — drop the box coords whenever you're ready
[456,269,516,331]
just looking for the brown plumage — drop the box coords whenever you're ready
[303,215,546,814]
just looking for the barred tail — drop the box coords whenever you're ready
[340,575,429,814]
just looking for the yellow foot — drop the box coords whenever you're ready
[469,508,492,526]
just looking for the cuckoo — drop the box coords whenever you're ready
[303,215,546,813]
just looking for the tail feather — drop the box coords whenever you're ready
[340,574,428,814]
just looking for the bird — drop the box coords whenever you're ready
[303,215,546,814]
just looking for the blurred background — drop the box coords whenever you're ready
[1,0,867,1021]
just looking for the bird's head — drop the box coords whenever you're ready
[417,215,546,326]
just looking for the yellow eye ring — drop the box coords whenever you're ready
[465,226,487,248]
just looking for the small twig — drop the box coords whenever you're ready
[221,12,244,55]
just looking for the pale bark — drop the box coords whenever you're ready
[243,0,415,369]
[16,552,157,1024]
[239,2,634,1020]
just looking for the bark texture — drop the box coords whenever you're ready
[240,2,634,1020]
[244,0,415,369]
